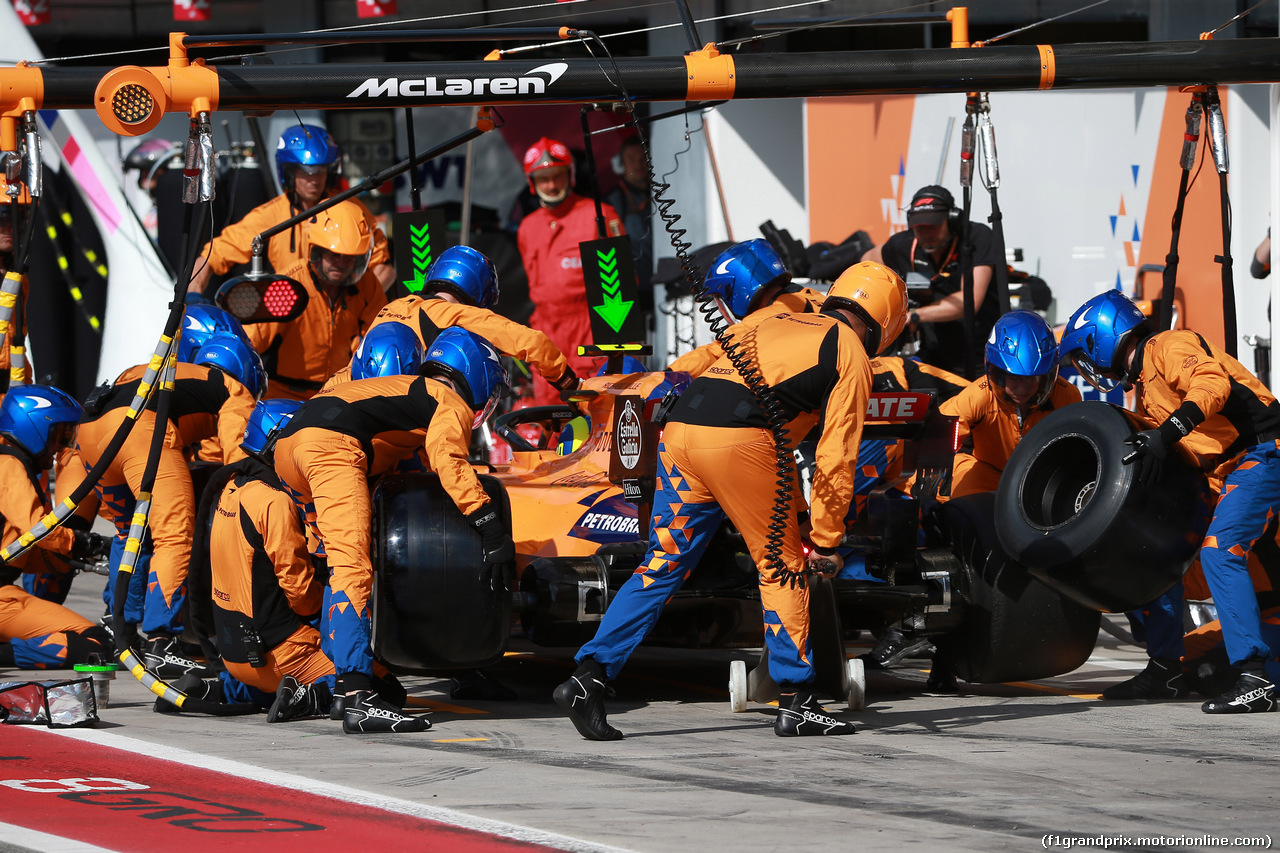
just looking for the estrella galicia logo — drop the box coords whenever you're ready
[570,494,641,544]
[346,62,569,99]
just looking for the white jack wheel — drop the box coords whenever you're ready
[846,657,866,711]
[728,659,748,713]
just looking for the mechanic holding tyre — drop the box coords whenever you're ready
[941,310,1081,498]
[554,261,908,740]
[272,327,511,733]
[1061,290,1280,714]
[0,386,114,670]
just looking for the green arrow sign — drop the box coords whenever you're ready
[580,236,643,344]
[402,222,432,292]
[391,209,451,299]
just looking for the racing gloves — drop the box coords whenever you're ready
[1122,401,1203,485]
[467,505,515,592]
[551,365,580,395]
[71,530,112,563]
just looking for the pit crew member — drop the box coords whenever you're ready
[554,261,908,739]
[273,327,510,733]
[1062,289,1280,714]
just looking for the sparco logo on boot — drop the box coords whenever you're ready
[346,62,569,99]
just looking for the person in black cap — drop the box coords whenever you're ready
[864,185,1000,375]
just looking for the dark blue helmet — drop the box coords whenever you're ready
[178,305,250,364]
[425,245,499,309]
[0,384,83,461]
[195,333,267,400]
[421,328,510,427]
[1059,291,1151,393]
[352,322,424,380]
[595,356,648,376]
[275,124,340,191]
[702,239,791,321]
[241,399,303,461]
[985,310,1059,407]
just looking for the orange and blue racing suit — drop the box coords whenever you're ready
[939,375,1081,498]
[577,310,872,689]
[209,463,334,699]
[273,374,490,690]
[2,443,75,603]
[0,442,111,668]
[1129,330,1280,667]
[76,363,254,636]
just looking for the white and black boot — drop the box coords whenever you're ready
[775,690,856,737]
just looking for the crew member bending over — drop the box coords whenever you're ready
[554,262,908,740]
[273,327,512,733]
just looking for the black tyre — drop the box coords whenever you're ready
[946,493,1100,684]
[995,401,1213,612]
[371,473,512,673]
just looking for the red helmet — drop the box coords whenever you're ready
[522,137,574,194]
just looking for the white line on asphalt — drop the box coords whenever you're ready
[1084,655,1146,672]
[0,822,121,853]
[48,728,635,853]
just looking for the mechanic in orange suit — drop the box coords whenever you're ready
[555,261,908,740]
[517,138,624,405]
[324,245,576,396]
[1062,290,1280,713]
[0,385,112,669]
[273,327,510,733]
[666,240,826,378]
[0,175,33,392]
[940,310,1080,498]
[76,338,261,676]
[187,124,391,299]
[245,200,387,401]
[203,399,335,721]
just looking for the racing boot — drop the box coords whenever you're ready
[1200,663,1277,714]
[268,676,334,723]
[450,669,518,701]
[774,690,856,737]
[144,634,215,680]
[553,658,622,741]
[342,691,431,733]
[1102,657,1190,700]
[860,627,935,670]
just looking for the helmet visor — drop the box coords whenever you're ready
[472,389,502,430]
[309,246,370,288]
[1069,352,1119,394]
[50,422,78,454]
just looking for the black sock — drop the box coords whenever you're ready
[0,643,14,667]
[574,657,605,681]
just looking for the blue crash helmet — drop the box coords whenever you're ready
[985,310,1060,407]
[275,124,340,190]
[194,333,268,401]
[178,304,250,364]
[241,399,303,461]
[425,245,500,310]
[352,322,424,380]
[702,239,791,321]
[421,327,511,428]
[595,356,648,376]
[1059,290,1151,394]
[0,384,83,461]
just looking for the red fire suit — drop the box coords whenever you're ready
[517,193,623,405]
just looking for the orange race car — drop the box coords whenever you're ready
[367,345,1213,709]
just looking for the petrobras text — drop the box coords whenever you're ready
[346,63,569,100]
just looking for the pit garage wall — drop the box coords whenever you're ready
[806,86,1273,362]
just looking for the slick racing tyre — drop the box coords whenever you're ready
[946,492,1100,684]
[372,473,513,672]
[994,401,1212,613]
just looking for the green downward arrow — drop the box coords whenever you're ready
[402,269,427,293]
[593,292,634,333]
[401,221,432,292]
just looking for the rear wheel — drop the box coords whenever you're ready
[946,492,1100,684]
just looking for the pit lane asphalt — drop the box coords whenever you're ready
[9,581,1277,853]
